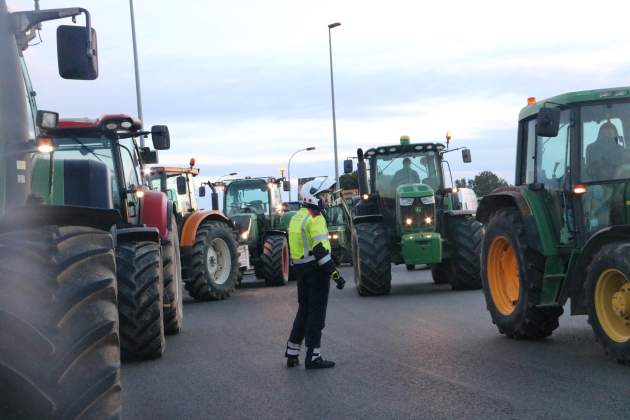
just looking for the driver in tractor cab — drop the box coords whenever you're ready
[392,157,420,186]
[586,121,630,180]
[285,180,346,370]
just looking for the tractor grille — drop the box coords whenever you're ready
[399,198,435,228]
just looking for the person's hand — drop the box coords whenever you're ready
[331,270,345,290]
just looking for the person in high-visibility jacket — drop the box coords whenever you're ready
[285,179,345,370]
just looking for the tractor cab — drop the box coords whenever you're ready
[149,164,201,216]
[32,114,169,227]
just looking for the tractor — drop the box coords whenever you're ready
[325,193,353,265]
[33,114,182,357]
[221,177,290,286]
[0,2,122,417]
[149,162,240,300]
[477,90,630,364]
[345,135,482,296]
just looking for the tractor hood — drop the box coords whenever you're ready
[231,213,259,245]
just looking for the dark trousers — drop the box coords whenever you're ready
[289,263,331,349]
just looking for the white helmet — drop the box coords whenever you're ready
[300,178,335,208]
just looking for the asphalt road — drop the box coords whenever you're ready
[122,265,630,420]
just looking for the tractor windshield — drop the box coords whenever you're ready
[30,135,120,207]
[581,102,630,183]
[225,180,270,217]
[325,205,346,226]
[372,151,441,199]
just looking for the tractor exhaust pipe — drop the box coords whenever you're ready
[356,148,368,196]
[211,192,219,211]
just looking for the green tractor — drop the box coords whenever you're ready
[478,90,630,364]
[221,177,290,286]
[345,135,482,296]
[325,193,353,265]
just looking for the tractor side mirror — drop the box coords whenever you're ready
[139,147,158,164]
[283,180,290,192]
[176,175,187,195]
[536,107,561,138]
[151,125,170,150]
[57,25,98,80]
[462,148,472,163]
[36,110,59,129]
[343,159,353,174]
[199,185,206,197]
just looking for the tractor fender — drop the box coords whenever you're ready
[180,210,234,247]
[0,205,122,233]
[141,190,169,240]
[476,187,532,224]
[563,225,630,314]
[115,226,160,245]
[263,229,287,240]
[165,199,174,232]
[476,187,547,254]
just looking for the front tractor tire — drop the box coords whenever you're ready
[429,262,451,284]
[585,242,630,364]
[117,241,166,360]
[262,235,289,287]
[162,214,184,335]
[0,226,121,419]
[481,208,562,339]
[185,221,239,301]
[446,216,483,290]
[353,223,391,296]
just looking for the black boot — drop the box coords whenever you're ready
[287,356,300,368]
[285,341,301,368]
[305,348,335,370]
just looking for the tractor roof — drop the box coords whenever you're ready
[364,142,445,158]
[53,114,143,133]
[149,166,199,176]
[519,86,630,120]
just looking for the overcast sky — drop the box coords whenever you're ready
[10,0,630,199]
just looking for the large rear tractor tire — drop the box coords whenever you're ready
[262,235,289,286]
[447,216,483,290]
[162,214,183,335]
[185,221,239,301]
[117,241,166,360]
[481,208,562,339]
[585,242,630,364]
[353,223,391,296]
[0,226,121,419]
[430,262,451,284]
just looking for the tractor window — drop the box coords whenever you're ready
[325,205,346,226]
[524,120,536,184]
[119,138,140,189]
[225,181,269,216]
[373,152,440,199]
[165,174,192,212]
[581,102,630,183]
[535,110,571,190]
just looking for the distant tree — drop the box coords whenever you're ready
[469,171,509,197]
[455,178,470,188]
[339,172,358,190]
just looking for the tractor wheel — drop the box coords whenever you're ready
[0,226,121,419]
[117,241,166,360]
[406,264,415,271]
[353,223,391,296]
[585,242,630,364]
[430,262,451,284]
[481,208,562,339]
[262,235,289,286]
[447,216,483,290]
[162,214,183,335]
[185,221,239,301]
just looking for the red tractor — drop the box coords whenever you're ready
[33,114,184,360]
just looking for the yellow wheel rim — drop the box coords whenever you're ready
[487,236,520,316]
[594,269,630,343]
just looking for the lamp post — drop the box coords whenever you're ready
[128,0,144,146]
[287,147,316,201]
[328,22,341,190]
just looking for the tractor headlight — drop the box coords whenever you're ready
[241,232,249,240]
[399,198,414,206]
[405,218,413,226]
[424,216,432,225]
[332,233,339,240]
[420,196,435,205]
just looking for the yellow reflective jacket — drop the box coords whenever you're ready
[288,207,331,264]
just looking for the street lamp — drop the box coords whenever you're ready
[128,0,144,146]
[287,147,316,201]
[328,22,341,190]
[218,172,238,182]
